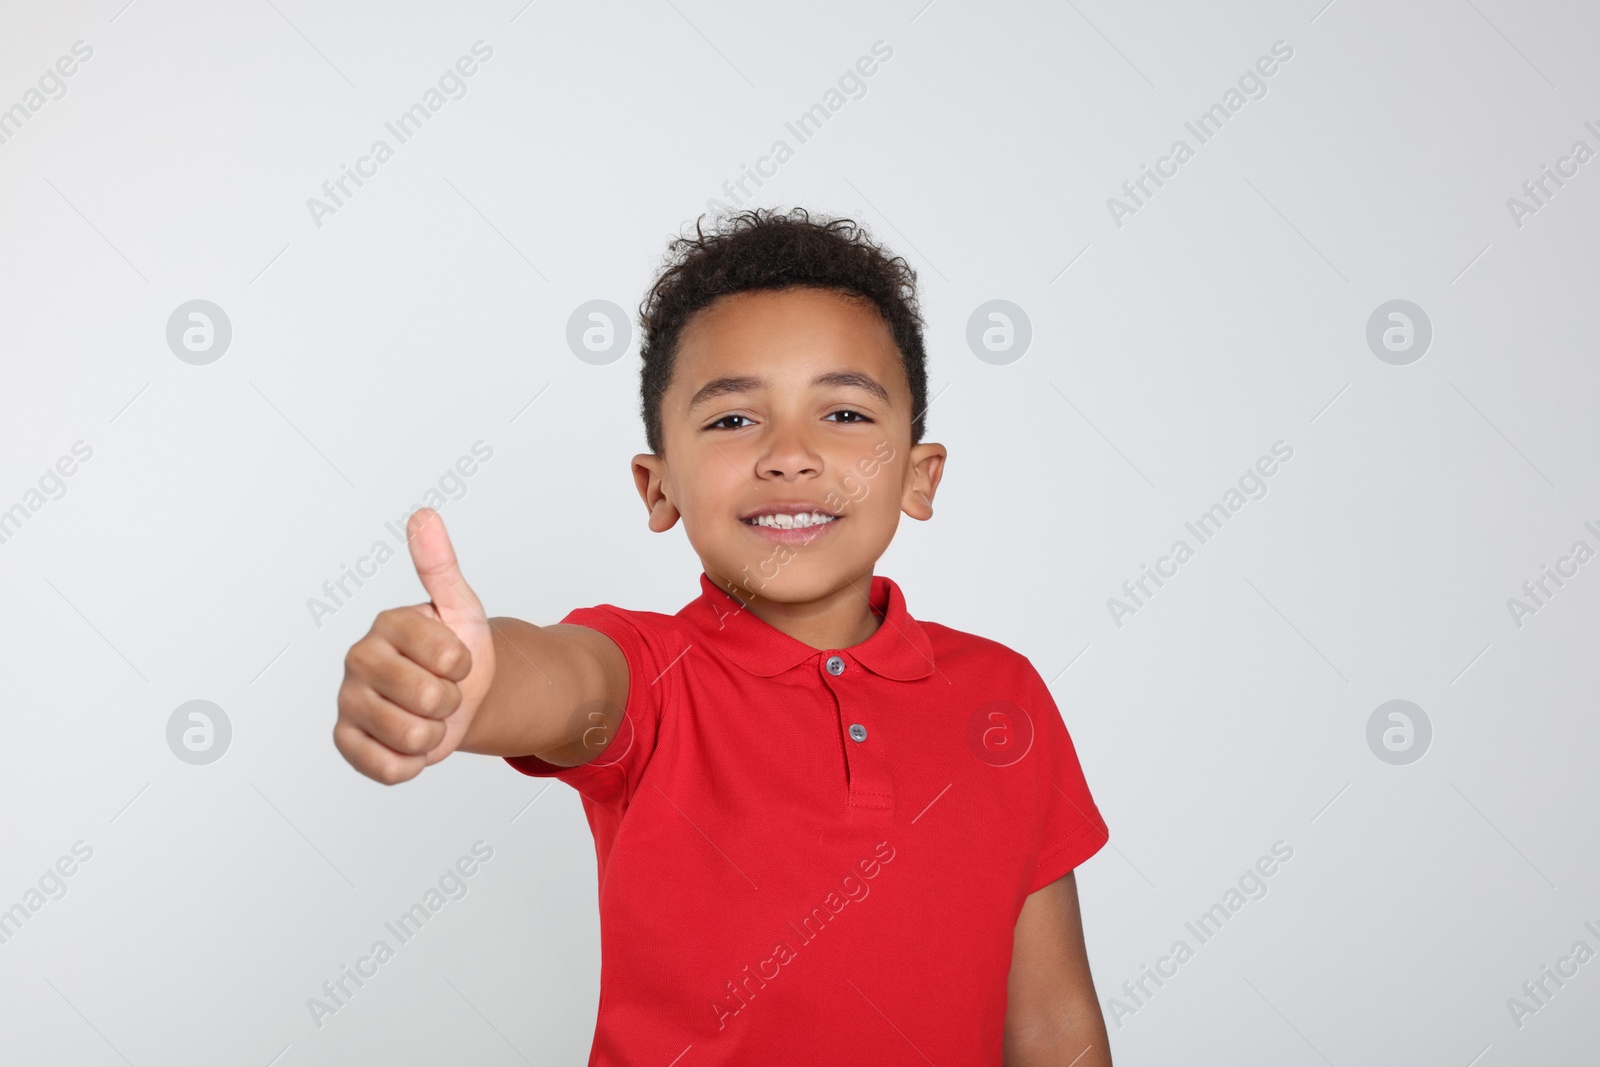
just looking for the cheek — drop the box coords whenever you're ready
[847,460,905,519]
[871,455,907,499]
[680,488,723,528]
[677,464,752,534]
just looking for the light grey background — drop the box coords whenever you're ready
[2,0,1597,1063]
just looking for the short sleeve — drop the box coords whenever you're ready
[1021,664,1109,894]
[502,605,679,807]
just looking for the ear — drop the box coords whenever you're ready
[632,453,681,533]
[900,442,947,521]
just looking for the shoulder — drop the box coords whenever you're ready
[914,619,1061,730]
[557,602,696,663]
[918,618,1045,686]
[562,601,681,631]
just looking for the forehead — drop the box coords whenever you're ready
[672,287,905,391]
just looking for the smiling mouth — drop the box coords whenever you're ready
[741,511,841,530]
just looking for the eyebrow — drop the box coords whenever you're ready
[687,370,892,411]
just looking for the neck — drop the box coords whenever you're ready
[710,570,883,650]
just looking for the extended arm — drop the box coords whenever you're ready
[458,618,628,765]
[334,507,629,783]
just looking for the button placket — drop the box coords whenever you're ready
[819,651,894,821]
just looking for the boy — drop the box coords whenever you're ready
[334,208,1113,1064]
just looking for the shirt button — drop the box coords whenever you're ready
[825,655,845,676]
[849,723,868,742]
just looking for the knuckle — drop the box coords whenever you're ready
[437,642,467,677]
[401,719,432,754]
[331,718,418,784]
[338,684,374,726]
[424,720,447,751]
[374,609,412,643]
[373,751,415,785]
[345,640,378,677]
[416,678,446,714]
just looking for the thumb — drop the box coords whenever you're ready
[406,508,484,622]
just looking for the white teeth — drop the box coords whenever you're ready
[748,511,837,529]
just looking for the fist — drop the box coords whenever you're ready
[333,508,497,784]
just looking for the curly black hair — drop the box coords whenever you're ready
[636,207,928,456]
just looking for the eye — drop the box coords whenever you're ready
[826,409,872,424]
[706,413,754,431]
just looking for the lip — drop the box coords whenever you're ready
[739,501,843,545]
[741,517,841,545]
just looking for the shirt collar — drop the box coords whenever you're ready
[682,571,936,681]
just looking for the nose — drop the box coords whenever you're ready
[757,422,821,480]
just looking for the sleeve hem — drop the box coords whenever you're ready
[501,606,653,784]
[1028,812,1110,895]
[503,709,635,780]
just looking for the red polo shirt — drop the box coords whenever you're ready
[507,572,1108,1066]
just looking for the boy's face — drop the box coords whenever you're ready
[632,286,946,606]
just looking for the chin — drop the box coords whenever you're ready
[713,554,861,604]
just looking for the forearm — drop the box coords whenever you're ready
[458,618,607,758]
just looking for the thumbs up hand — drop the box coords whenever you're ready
[333,508,498,784]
